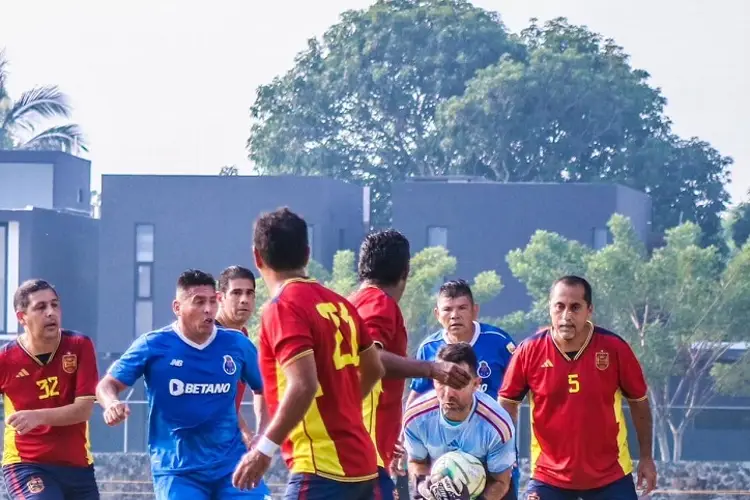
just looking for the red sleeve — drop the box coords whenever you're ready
[358,298,396,350]
[351,307,374,353]
[618,341,648,402]
[499,342,529,403]
[264,299,314,367]
[75,336,99,400]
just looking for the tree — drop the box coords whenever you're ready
[506,214,750,461]
[247,0,522,227]
[246,246,503,353]
[727,194,750,248]
[0,50,87,153]
[437,18,731,242]
[219,165,239,176]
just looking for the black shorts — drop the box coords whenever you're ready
[526,474,637,500]
[2,463,99,500]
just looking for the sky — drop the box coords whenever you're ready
[2,0,748,204]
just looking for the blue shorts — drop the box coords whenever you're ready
[153,473,270,500]
[2,463,99,500]
[283,472,381,500]
[526,474,637,500]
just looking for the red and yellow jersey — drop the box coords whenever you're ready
[259,278,379,482]
[499,324,648,490]
[349,285,408,470]
[0,330,99,468]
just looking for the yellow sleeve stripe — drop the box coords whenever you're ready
[75,395,97,401]
[282,349,314,368]
[626,394,648,403]
[498,396,522,405]
[476,402,514,444]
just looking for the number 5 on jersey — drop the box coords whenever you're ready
[568,373,580,394]
[316,302,360,370]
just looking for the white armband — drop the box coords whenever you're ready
[256,435,280,457]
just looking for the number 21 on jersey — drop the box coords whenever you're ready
[316,302,360,370]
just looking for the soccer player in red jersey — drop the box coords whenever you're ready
[216,265,268,448]
[232,207,385,499]
[349,230,471,499]
[499,276,658,500]
[0,280,99,499]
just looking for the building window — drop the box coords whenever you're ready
[135,224,154,336]
[135,300,153,337]
[593,228,609,250]
[427,226,448,249]
[137,265,152,299]
[0,223,6,332]
[307,225,315,259]
[136,224,155,263]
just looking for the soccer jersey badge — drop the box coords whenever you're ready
[62,352,78,374]
[27,477,44,494]
[223,355,237,375]
[477,361,492,379]
[595,350,610,371]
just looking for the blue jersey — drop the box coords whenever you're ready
[410,322,516,398]
[402,390,516,476]
[109,323,269,494]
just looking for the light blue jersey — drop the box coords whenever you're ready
[410,321,516,398]
[109,323,270,499]
[403,390,516,477]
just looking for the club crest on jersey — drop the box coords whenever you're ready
[223,355,237,375]
[27,477,44,493]
[527,493,540,500]
[62,353,77,374]
[595,350,610,371]
[506,342,516,355]
[477,361,492,379]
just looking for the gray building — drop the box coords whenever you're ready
[392,177,652,318]
[0,151,96,339]
[96,174,366,354]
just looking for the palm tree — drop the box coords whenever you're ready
[0,49,87,154]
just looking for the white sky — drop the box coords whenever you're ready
[2,0,748,204]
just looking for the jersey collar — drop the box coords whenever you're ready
[441,321,480,346]
[172,321,217,351]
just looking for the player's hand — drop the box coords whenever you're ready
[242,431,256,450]
[637,456,658,494]
[232,448,271,490]
[6,410,46,435]
[390,440,407,477]
[429,361,472,390]
[418,476,468,500]
[103,401,130,426]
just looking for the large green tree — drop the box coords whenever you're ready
[247,247,503,353]
[437,18,731,243]
[727,193,750,248]
[506,214,750,461]
[0,50,87,153]
[247,0,522,226]
[247,6,732,240]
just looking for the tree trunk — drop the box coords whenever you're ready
[671,425,685,462]
[652,406,672,462]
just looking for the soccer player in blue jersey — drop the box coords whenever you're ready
[407,279,519,496]
[95,269,271,500]
[403,343,515,500]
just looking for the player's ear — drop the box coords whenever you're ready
[15,309,26,327]
[252,246,263,270]
[172,299,180,317]
[433,307,440,322]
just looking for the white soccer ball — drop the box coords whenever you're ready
[430,450,487,499]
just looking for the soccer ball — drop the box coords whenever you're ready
[430,451,486,499]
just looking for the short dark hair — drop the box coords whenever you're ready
[550,275,593,306]
[357,230,410,285]
[218,266,256,293]
[438,279,474,304]
[177,269,216,292]
[436,342,478,375]
[253,207,309,272]
[14,279,58,311]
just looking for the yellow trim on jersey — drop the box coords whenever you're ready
[17,331,62,366]
[476,403,513,443]
[498,396,522,405]
[614,390,634,475]
[529,393,541,477]
[626,394,648,403]
[403,395,439,422]
[75,395,97,401]
[362,379,385,467]
[282,349,314,368]
[85,422,94,465]
[2,396,20,466]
